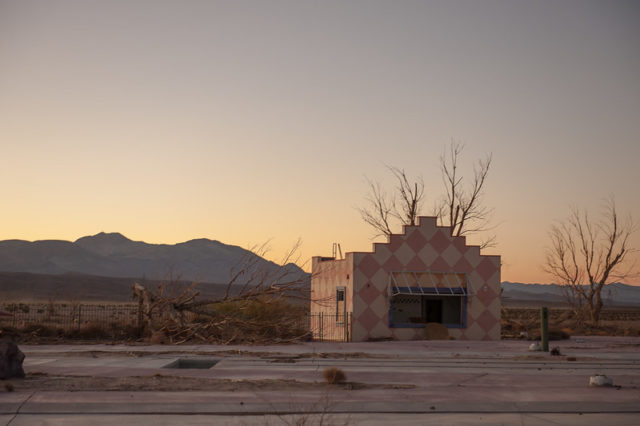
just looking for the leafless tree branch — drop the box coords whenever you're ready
[439,141,494,247]
[388,166,424,227]
[358,142,495,248]
[358,178,396,238]
[544,198,637,322]
[132,241,311,344]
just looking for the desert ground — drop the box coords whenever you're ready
[2,337,640,425]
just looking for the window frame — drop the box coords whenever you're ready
[388,291,467,329]
[335,286,346,325]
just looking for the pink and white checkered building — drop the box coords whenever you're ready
[310,216,501,341]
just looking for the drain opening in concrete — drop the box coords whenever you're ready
[163,358,219,369]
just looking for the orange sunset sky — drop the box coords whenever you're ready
[1,1,639,285]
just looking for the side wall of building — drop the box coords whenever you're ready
[310,254,354,341]
[350,216,501,341]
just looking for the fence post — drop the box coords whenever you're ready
[77,304,82,331]
[346,312,350,342]
[540,306,549,352]
[319,312,323,342]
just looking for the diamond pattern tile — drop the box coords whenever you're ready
[452,235,468,253]
[393,243,415,267]
[416,244,438,267]
[477,257,498,281]
[406,229,428,253]
[357,306,381,332]
[476,283,497,307]
[369,293,387,315]
[371,244,393,265]
[358,284,382,306]
[441,244,462,268]
[452,256,473,274]
[475,310,498,332]
[358,254,381,279]
[428,256,450,272]
[405,255,427,271]
[382,255,403,271]
[430,229,451,252]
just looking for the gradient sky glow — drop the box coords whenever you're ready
[1,0,639,284]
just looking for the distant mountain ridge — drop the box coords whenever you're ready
[501,281,640,307]
[1,234,638,306]
[0,232,307,285]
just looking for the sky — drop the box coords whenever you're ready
[1,0,639,285]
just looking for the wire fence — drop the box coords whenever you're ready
[308,312,352,342]
[0,302,139,331]
[0,302,353,342]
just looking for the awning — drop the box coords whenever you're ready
[389,271,474,296]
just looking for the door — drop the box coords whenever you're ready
[424,298,443,323]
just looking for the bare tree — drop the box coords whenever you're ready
[390,166,425,227]
[358,166,424,238]
[545,199,636,323]
[358,179,395,238]
[132,241,311,344]
[437,142,494,248]
[358,142,493,247]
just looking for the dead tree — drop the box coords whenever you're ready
[438,142,494,248]
[358,167,423,238]
[545,199,636,323]
[359,179,394,238]
[358,142,493,247]
[132,241,311,344]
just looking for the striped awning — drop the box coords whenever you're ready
[389,271,473,296]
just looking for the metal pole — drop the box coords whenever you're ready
[540,307,549,352]
[347,313,351,342]
[77,305,82,331]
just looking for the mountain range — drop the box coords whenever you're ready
[0,233,638,306]
[0,232,306,285]
[501,281,640,307]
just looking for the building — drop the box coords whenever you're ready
[310,216,501,341]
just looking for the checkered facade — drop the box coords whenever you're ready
[311,216,501,341]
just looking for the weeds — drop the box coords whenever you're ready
[501,307,640,339]
[322,367,346,385]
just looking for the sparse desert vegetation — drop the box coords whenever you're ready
[3,300,639,344]
[0,299,311,344]
[322,367,347,385]
[501,307,640,339]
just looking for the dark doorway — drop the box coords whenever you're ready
[424,299,443,323]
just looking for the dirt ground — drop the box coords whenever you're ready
[4,373,413,393]
[3,348,414,393]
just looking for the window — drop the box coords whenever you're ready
[390,294,464,326]
[388,271,468,328]
[336,287,346,324]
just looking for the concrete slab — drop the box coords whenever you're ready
[6,413,640,426]
[4,336,639,423]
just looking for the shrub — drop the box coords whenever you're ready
[68,322,111,340]
[323,367,346,384]
[22,324,63,338]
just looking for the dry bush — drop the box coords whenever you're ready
[424,322,450,340]
[165,298,310,344]
[67,322,111,340]
[132,241,312,344]
[7,320,141,343]
[322,367,346,385]
[21,324,63,338]
[502,307,640,338]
